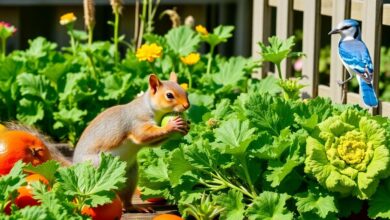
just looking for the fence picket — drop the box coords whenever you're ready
[330,0,351,104]
[301,0,321,98]
[362,0,383,114]
[276,0,293,79]
[252,0,271,78]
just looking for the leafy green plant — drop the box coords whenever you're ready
[305,109,390,199]
[257,36,305,100]
[0,154,126,219]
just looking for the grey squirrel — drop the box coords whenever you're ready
[72,72,190,210]
[6,72,190,211]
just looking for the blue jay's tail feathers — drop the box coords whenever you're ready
[357,76,378,107]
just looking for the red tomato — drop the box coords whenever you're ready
[152,214,183,220]
[15,174,49,209]
[0,130,51,175]
[81,194,123,220]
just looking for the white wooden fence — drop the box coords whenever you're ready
[252,0,390,116]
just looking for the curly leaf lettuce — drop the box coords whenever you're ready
[304,109,389,199]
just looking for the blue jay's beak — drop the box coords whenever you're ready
[328,28,340,35]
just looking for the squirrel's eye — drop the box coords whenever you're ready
[166,92,174,99]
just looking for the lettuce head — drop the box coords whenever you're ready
[304,109,390,199]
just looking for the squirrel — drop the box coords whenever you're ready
[72,72,190,211]
[5,72,190,212]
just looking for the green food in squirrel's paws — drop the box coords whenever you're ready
[160,113,186,140]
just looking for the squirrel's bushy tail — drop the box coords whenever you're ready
[4,122,72,166]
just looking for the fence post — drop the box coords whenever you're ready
[301,0,321,98]
[330,0,351,104]
[252,0,271,78]
[362,0,383,114]
[276,0,293,79]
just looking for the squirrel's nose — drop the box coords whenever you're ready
[183,102,190,109]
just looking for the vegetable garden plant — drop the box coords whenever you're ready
[1,2,390,219]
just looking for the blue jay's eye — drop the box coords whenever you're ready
[166,92,174,99]
[341,26,351,30]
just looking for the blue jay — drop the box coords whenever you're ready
[329,19,378,107]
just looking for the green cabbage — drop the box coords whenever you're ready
[304,109,390,199]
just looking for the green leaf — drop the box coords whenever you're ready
[25,37,57,59]
[203,25,234,47]
[251,75,282,95]
[368,178,390,219]
[214,118,257,155]
[16,73,56,102]
[215,190,245,220]
[294,113,318,131]
[0,58,23,81]
[40,62,69,84]
[16,98,45,125]
[0,161,26,203]
[258,36,296,66]
[168,148,193,186]
[57,153,127,206]
[58,72,96,105]
[188,93,215,123]
[30,182,85,219]
[265,159,301,188]
[255,128,292,160]
[98,74,132,101]
[245,94,295,136]
[166,26,200,56]
[24,160,60,185]
[247,191,293,220]
[18,206,48,220]
[295,186,338,218]
[53,108,88,129]
[213,57,248,86]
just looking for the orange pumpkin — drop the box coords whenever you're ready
[0,130,51,175]
[81,194,123,220]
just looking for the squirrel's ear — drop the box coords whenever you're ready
[169,72,178,83]
[149,74,161,94]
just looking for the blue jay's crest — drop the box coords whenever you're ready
[329,19,378,108]
[342,19,360,27]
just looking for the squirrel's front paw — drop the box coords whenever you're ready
[167,116,190,135]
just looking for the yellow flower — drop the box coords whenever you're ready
[60,13,77,25]
[136,43,163,62]
[180,52,200,65]
[195,25,208,35]
[180,83,188,91]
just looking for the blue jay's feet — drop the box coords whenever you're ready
[337,80,346,86]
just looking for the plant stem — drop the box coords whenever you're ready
[68,25,77,56]
[206,45,215,76]
[88,26,94,46]
[147,0,152,34]
[1,37,6,59]
[114,11,120,65]
[186,68,193,89]
[86,52,98,82]
[137,0,148,48]
[276,62,283,80]
[211,172,254,199]
[239,154,257,197]
[133,0,140,46]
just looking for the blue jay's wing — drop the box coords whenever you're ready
[357,74,378,107]
[338,40,373,76]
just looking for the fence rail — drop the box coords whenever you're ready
[252,0,390,117]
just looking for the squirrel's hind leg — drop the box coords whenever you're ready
[120,162,154,213]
